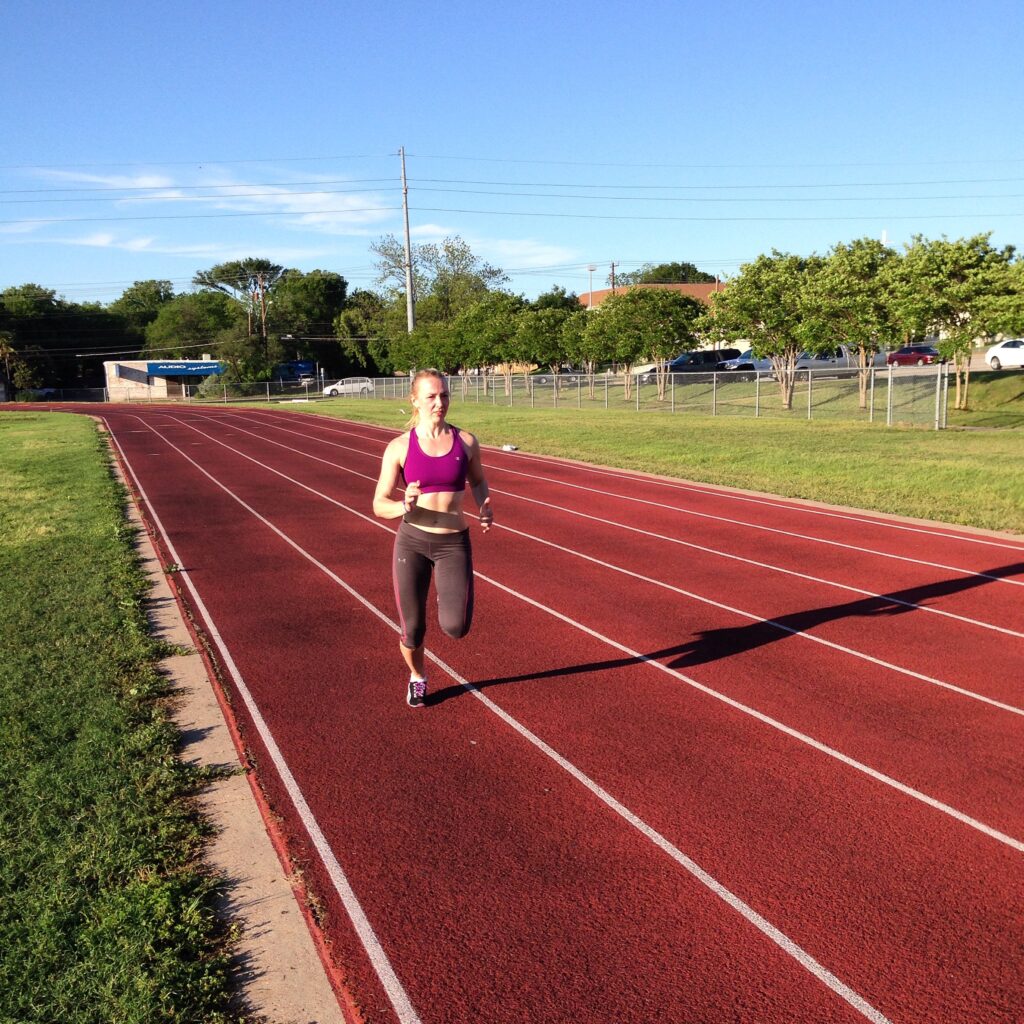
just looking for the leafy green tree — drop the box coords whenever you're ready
[269,269,348,337]
[453,292,528,393]
[803,239,901,408]
[890,234,1016,409]
[532,285,581,311]
[334,289,393,373]
[143,291,242,360]
[977,259,1024,338]
[193,258,285,357]
[108,280,175,328]
[613,261,715,286]
[371,234,508,325]
[595,288,704,399]
[0,284,129,388]
[705,251,823,409]
[515,305,575,391]
[561,310,604,396]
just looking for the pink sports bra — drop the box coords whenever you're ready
[402,427,469,494]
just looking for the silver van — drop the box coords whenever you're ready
[323,376,375,397]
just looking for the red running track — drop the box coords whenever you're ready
[20,404,1024,1023]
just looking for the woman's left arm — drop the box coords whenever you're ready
[464,432,493,532]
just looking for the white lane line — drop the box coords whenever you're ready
[154,413,1024,851]
[202,413,1024,691]
[118,414,893,1024]
[241,410,1024,554]
[107,421,423,1024]
[478,446,1024,553]
[490,462,1024,588]
[229,410,1024,588]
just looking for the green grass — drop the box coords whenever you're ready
[290,390,1024,536]
[0,413,241,1024]
[948,368,1024,427]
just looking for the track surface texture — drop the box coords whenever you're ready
[44,406,1024,1022]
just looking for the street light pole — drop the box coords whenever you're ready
[400,146,416,333]
[587,264,596,309]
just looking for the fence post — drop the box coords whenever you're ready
[933,363,943,430]
[604,375,608,409]
[868,367,875,423]
[755,373,760,418]
[577,376,581,409]
[807,369,813,420]
[886,363,894,426]
[712,372,718,416]
[942,363,950,428]
[636,377,640,411]
[671,374,675,413]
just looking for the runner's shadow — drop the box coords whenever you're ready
[426,560,1023,703]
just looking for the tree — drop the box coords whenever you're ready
[0,284,129,388]
[705,252,823,409]
[561,310,603,396]
[334,289,393,374]
[108,280,175,328]
[594,288,704,399]
[143,291,242,360]
[890,234,1016,409]
[802,239,901,408]
[371,234,508,325]
[269,269,348,337]
[453,292,528,393]
[514,305,575,392]
[193,258,285,357]
[613,261,715,286]
[532,285,581,311]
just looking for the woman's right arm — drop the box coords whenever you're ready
[373,436,416,520]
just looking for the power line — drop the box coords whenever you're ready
[0,177,399,196]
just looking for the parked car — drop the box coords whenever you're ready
[886,345,943,367]
[531,367,579,385]
[716,349,773,375]
[985,338,1024,370]
[796,345,887,373]
[668,348,741,373]
[298,372,317,385]
[323,376,375,397]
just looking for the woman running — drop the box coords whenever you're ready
[373,369,493,707]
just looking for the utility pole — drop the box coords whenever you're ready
[400,146,416,333]
[610,262,616,293]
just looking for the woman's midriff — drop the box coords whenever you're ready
[404,491,467,533]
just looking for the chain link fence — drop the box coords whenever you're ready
[444,365,951,429]
[46,364,950,429]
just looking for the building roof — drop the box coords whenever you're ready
[578,281,726,309]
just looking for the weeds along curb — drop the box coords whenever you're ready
[97,417,367,1024]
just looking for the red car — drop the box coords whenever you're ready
[887,345,943,366]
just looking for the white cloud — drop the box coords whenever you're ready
[483,237,579,269]
[56,232,333,264]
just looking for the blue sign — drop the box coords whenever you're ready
[146,361,224,377]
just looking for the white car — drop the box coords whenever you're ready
[323,376,375,397]
[985,339,1024,370]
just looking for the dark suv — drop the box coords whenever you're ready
[668,348,741,373]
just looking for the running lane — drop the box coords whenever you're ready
[23,403,1022,1024]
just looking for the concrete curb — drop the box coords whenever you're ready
[121,462,350,1024]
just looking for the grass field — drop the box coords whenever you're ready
[0,413,241,1024]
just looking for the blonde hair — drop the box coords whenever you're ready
[405,369,448,430]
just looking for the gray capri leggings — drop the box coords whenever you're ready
[392,520,475,650]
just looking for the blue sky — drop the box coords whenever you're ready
[3,0,1023,305]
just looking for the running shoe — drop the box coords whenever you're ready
[407,678,427,708]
